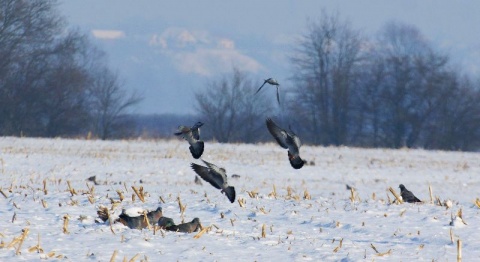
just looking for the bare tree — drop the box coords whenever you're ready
[89,67,143,140]
[195,67,273,143]
[290,11,363,145]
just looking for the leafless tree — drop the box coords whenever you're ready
[195,67,273,143]
[89,67,143,140]
[290,11,363,145]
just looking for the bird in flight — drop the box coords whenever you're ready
[174,121,204,159]
[266,118,305,169]
[255,78,280,104]
[399,184,422,203]
[191,159,236,203]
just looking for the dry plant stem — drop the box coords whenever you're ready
[110,250,118,262]
[429,185,434,204]
[63,215,69,234]
[16,228,29,255]
[457,239,462,262]
[450,228,454,244]
[388,187,403,204]
[0,188,8,198]
[129,253,140,262]
[67,181,76,196]
[131,186,145,202]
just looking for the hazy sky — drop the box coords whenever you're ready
[58,1,480,115]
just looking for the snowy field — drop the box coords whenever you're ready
[0,136,479,261]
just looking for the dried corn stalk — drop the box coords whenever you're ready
[66,181,77,196]
[131,186,145,202]
[388,187,403,204]
[63,215,70,234]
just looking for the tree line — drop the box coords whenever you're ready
[0,0,141,139]
[195,12,480,151]
[2,2,479,151]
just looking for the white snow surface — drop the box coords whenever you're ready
[0,136,479,261]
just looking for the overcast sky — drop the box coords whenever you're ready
[58,1,480,115]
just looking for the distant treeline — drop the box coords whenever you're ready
[0,0,141,140]
[1,2,479,151]
[190,12,480,151]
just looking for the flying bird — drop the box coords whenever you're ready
[255,78,280,104]
[191,160,236,203]
[165,218,202,233]
[117,207,163,230]
[399,184,422,203]
[174,121,204,159]
[266,117,305,169]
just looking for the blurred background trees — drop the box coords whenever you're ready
[1,1,479,150]
[0,0,142,139]
[195,67,274,143]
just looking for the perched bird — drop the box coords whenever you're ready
[255,78,280,104]
[191,160,236,203]
[399,184,422,203]
[265,118,305,169]
[166,218,201,233]
[157,216,176,229]
[174,121,204,159]
[117,207,163,230]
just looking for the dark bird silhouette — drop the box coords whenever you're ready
[117,207,163,230]
[191,160,236,203]
[266,118,305,169]
[165,218,201,233]
[255,78,280,104]
[174,121,204,159]
[157,216,175,229]
[399,184,422,203]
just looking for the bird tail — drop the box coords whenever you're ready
[189,141,204,159]
[288,152,305,169]
[223,186,236,203]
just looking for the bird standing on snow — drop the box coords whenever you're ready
[157,216,175,229]
[266,118,305,169]
[118,207,163,230]
[255,78,280,104]
[191,160,236,203]
[399,184,422,203]
[165,217,202,233]
[174,121,204,159]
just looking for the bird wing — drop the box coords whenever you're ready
[276,86,280,104]
[266,118,289,149]
[191,163,222,189]
[201,159,229,183]
[255,81,267,95]
[175,126,196,144]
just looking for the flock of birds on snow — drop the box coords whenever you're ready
[100,78,422,232]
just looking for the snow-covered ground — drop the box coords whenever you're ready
[0,136,479,261]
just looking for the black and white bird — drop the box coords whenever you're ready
[174,121,204,159]
[190,160,236,203]
[399,184,422,203]
[266,118,305,169]
[255,78,280,104]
